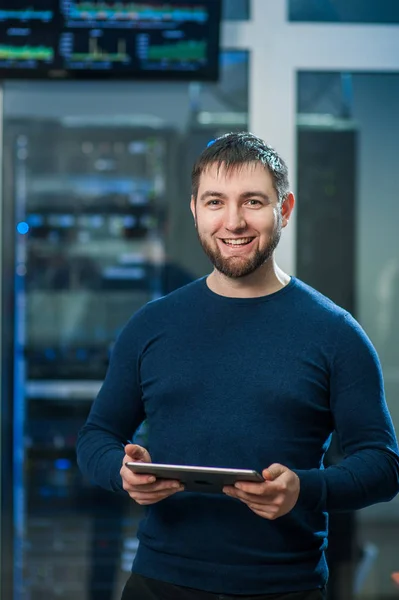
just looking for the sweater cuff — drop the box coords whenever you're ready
[293,468,326,511]
[109,450,127,494]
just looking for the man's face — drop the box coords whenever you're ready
[191,162,285,279]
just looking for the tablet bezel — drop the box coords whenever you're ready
[125,462,264,493]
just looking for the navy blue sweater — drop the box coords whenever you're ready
[77,277,399,594]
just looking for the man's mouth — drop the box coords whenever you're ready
[221,237,255,247]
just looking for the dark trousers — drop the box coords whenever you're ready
[121,573,326,600]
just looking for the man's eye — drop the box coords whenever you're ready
[247,199,262,206]
[207,200,221,206]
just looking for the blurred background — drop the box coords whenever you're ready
[0,1,398,599]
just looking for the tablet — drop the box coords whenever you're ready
[126,462,264,494]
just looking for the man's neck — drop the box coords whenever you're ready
[206,261,291,299]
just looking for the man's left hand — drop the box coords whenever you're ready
[223,463,300,520]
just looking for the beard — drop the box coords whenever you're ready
[195,212,282,279]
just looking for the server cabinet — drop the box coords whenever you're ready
[1,118,178,600]
[296,117,358,314]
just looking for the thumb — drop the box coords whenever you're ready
[125,444,151,463]
[262,463,287,481]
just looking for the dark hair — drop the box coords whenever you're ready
[191,132,290,203]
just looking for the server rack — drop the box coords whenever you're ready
[1,118,178,600]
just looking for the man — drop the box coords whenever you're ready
[77,132,399,600]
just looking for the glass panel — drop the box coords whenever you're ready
[296,71,399,600]
[1,51,249,600]
[288,0,399,24]
[223,0,250,21]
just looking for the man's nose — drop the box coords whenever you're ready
[225,207,246,230]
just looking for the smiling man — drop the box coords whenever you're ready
[190,156,293,293]
[77,132,399,600]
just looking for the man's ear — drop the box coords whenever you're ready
[190,196,197,222]
[281,192,295,227]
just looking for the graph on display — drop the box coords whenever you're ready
[69,36,130,63]
[0,44,54,61]
[67,1,208,25]
[0,0,54,22]
[146,40,206,62]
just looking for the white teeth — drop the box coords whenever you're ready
[223,238,253,246]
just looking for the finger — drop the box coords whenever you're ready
[262,463,286,481]
[121,465,156,486]
[225,482,278,498]
[125,444,151,462]
[122,468,181,489]
[247,500,275,510]
[236,497,281,519]
[129,479,182,493]
[130,487,184,505]
[225,492,280,519]
[224,488,259,503]
[224,487,284,508]
[132,485,184,498]
[233,481,270,495]
[237,480,287,496]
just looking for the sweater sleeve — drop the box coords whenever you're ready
[295,312,399,512]
[76,312,146,494]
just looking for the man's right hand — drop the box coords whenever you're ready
[120,444,184,505]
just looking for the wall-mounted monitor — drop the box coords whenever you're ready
[0,0,221,81]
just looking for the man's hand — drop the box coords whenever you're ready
[223,463,300,520]
[120,444,184,505]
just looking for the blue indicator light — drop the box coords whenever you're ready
[17,222,29,235]
[55,459,71,471]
